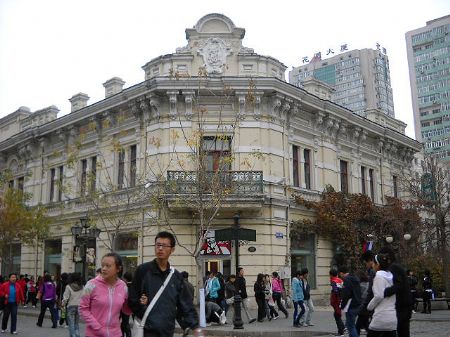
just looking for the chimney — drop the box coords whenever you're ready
[103,77,125,98]
[69,93,90,112]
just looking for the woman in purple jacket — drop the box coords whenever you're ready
[36,274,57,328]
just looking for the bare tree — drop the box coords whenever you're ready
[401,155,450,295]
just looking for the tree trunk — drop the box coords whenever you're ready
[195,255,203,304]
[440,224,450,296]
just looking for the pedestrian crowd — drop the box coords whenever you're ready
[0,237,438,337]
[326,248,432,337]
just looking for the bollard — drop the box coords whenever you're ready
[233,294,244,329]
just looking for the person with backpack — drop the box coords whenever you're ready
[329,268,345,337]
[62,273,83,337]
[36,273,57,328]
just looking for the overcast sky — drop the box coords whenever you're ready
[1,0,449,139]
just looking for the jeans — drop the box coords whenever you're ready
[1,302,18,333]
[37,299,57,327]
[345,308,358,337]
[299,298,314,325]
[66,305,80,337]
[293,300,305,326]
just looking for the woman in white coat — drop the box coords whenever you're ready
[367,253,397,337]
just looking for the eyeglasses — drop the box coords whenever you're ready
[155,243,172,249]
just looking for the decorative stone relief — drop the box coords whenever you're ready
[147,94,160,119]
[312,111,326,131]
[271,97,282,120]
[167,91,178,120]
[184,91,194,120]
[237,94,246,120]
[253,92,263,120]
[198,38,232,74]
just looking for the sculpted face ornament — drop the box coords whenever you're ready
[198,38,232,74]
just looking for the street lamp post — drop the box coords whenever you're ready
[71,215,101,282]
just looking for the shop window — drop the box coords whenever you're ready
[291,234,316,289]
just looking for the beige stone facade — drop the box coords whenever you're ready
[0,14,421,302]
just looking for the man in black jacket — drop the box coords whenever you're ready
[128,231,200,337]
[234,267,256,324]
[338,266,361,337]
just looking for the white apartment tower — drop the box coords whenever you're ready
[406,15,450,162]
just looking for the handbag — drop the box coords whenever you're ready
[131,267,175,337]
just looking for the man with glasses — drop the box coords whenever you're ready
[128,231,201,337]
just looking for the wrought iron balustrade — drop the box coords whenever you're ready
[166,171,263,196]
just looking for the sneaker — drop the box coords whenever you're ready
[1,330,5,333]
[249,318,256,324]
[273,315,279,320]
[307,323,315,326]
[32,306,36,308]
[11,332,17,335]
[23,305,27,308]
[333,334,344,337]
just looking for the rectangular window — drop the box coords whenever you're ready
[17,177,24,192]
[393,175,398,198]
[369,169,375,201]
[90,157,97,193]
[293,145,299,187]
[130,145,137,188]
[81,159,87,196]
[58,166,63,201]
[118,150,125,189]
[8,180,14,189]
[361,166,366,195]
[50,168,56,202]
[340,160,348,193]
[304,149,311,189]
[202,136,231,171]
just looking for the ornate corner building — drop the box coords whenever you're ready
[0,14,421,301]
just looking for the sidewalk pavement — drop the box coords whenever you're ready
[17,305,450,337]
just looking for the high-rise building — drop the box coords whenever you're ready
[289,48,395,118]
[406,15,450,161]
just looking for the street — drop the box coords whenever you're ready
[4,307,450,336]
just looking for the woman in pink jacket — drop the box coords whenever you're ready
[79,252,131,337]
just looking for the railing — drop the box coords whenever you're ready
[166,171,263,196]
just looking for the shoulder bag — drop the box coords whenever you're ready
[132,267,175,337]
